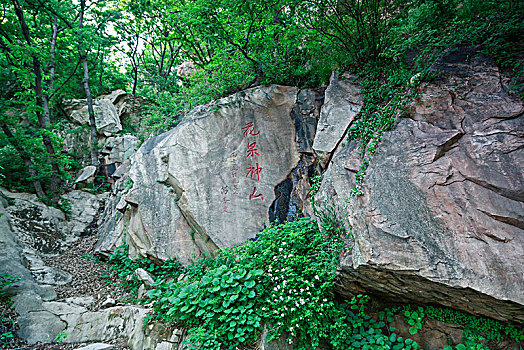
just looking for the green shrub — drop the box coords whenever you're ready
[105,244,183,298]
[146,218,421,350]
[155,265,264,348]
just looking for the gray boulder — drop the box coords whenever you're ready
[98,85,302,264]
[135,268,155,287]
[75,166,97,184]
[62,190,100,236]
[319,55,524,323]
[312,73,362,157]
[67,99,122,137]
[2,189,69,255]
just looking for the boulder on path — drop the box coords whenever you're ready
[62,190,100,236]
[318,54,524,323]
[75,166,97,185]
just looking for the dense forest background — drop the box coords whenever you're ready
[0,0,522,206]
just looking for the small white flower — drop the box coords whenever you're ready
[279,248,283,252]
[314,275,319,280]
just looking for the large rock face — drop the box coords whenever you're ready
[168,85,299,248]
[319,55,524,323]
[98,85,304,263]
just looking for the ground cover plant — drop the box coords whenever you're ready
[106,220,523,350]
[145,218,422,349]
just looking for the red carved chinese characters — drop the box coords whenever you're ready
[242,122,260,137]
[246,142,260,157]
[241,121,264,201]
[249,187,264,201]
[246,163,262,181]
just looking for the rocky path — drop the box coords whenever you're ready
[2,235,130,349]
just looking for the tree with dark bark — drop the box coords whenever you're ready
[79,0,99,169]
[10,0,63,205]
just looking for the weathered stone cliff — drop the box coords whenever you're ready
[96,85,321,264]
[317,55,524,323]
[95,53,523,325]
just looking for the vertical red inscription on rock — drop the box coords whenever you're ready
[241,121,264,201]
[246,142,260,157]
[249,187,264,201]
[246,163,262,181]
[242,122,260,137]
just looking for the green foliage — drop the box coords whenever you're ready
[107,223,523,350]
[154,266,264,348]
[145,218,421,349]
[423,305,524,343]
[403,306,426,335]
[105,244,183,298]
[54,332,68,343]
[0,331,14,348]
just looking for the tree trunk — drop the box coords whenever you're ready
[0,122,46,199]
[83,59,99,168]
[11,0,62,205]
[79,0,99,168]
